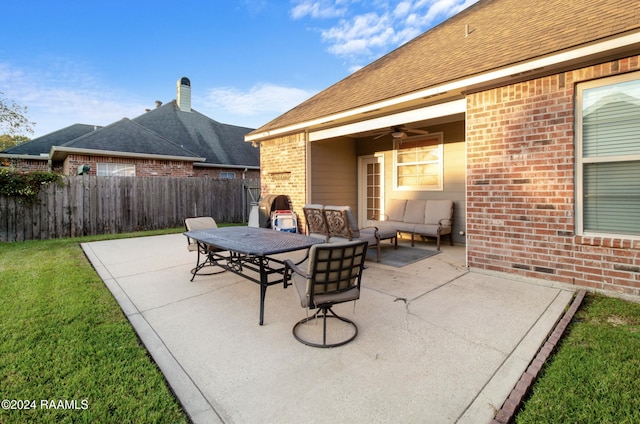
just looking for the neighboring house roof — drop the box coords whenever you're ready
[248,0,640,138]
[3,95,259,169]
[133,100,259,168]
[2,124,101,155]
[50,118,204,162]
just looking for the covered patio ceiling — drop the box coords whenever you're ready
[307,99,466,142]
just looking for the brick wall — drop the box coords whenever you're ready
[2,154,260,180]
[192,167,260,179]
[466,56,640,296]
[64,155,194,177]
[0,157,48,172]
[258,132,307,232]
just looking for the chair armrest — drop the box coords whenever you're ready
[283,259,307,288]
[360,225,381,240]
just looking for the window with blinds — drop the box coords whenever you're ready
[96,163,136,177]
[577,72,640,237]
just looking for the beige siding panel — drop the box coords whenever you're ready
[310,138,358,210]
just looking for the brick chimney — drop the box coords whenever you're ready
[177,77,191,112]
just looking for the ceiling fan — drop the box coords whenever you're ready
[373,126,429,139]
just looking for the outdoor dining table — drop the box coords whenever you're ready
[183,226,324,325]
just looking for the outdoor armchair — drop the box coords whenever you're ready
[323,205,382,262]
[184,217,226,281]
[284,240,368,348]
[302,204,329,241]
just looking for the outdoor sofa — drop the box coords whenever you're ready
[371,199,454,250]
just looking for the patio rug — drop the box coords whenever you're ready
[368,245,440,267]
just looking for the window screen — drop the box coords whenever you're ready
[577,73,640,236]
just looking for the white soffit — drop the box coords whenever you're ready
[308,99,466,142]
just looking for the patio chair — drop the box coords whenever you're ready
[284,240,368,348]
[323,205,383,262]
[302,204,329,241]
[184,217,226,281]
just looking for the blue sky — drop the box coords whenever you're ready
[1,0,478,138]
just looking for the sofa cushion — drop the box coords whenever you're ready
[424,200,453,226]
[385,199,407,222]
[403,199,426,224]
[394,222,416,233]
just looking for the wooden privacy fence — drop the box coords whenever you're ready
[0,176,260,242]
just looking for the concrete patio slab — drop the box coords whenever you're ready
[82,232,575,424]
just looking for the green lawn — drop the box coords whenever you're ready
[0,229,189,424]
[516,293,640,423]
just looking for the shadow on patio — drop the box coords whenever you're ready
[82,233,574,424]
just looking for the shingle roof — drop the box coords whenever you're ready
[4,100,259,167]
[133,101,259,166]
[60,118,201,158]
[250,0,640,135]
[2,124,101,155]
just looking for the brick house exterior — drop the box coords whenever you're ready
[56,154,196,178]
[247,0,640,297]
[467,58,640,296]
[1,77,260,180]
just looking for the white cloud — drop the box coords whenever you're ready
[0,62,145,138]
[290,0,348,19]
[322,12,395,57]
[292,0,480,66]
[0,61,319,136]
[200,83,318,128]
[393,1,413,18]
[419,0,476,23]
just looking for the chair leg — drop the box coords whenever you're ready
[293,307,358,348]
[190,248,226,281]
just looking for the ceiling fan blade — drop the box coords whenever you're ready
[404,128,429,135]
[373,132,389,139]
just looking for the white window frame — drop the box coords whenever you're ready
[220,171,236,179]
[575,71,640,239]
[96,163,136,177]
[392,133,443,191]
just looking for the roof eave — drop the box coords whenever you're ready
[0,153,49,160]
[194,163,260,170]
[245,30,640,143]
[50,146,205,163]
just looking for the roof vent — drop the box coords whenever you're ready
[177,77,191,112]
[465,24,475,37]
